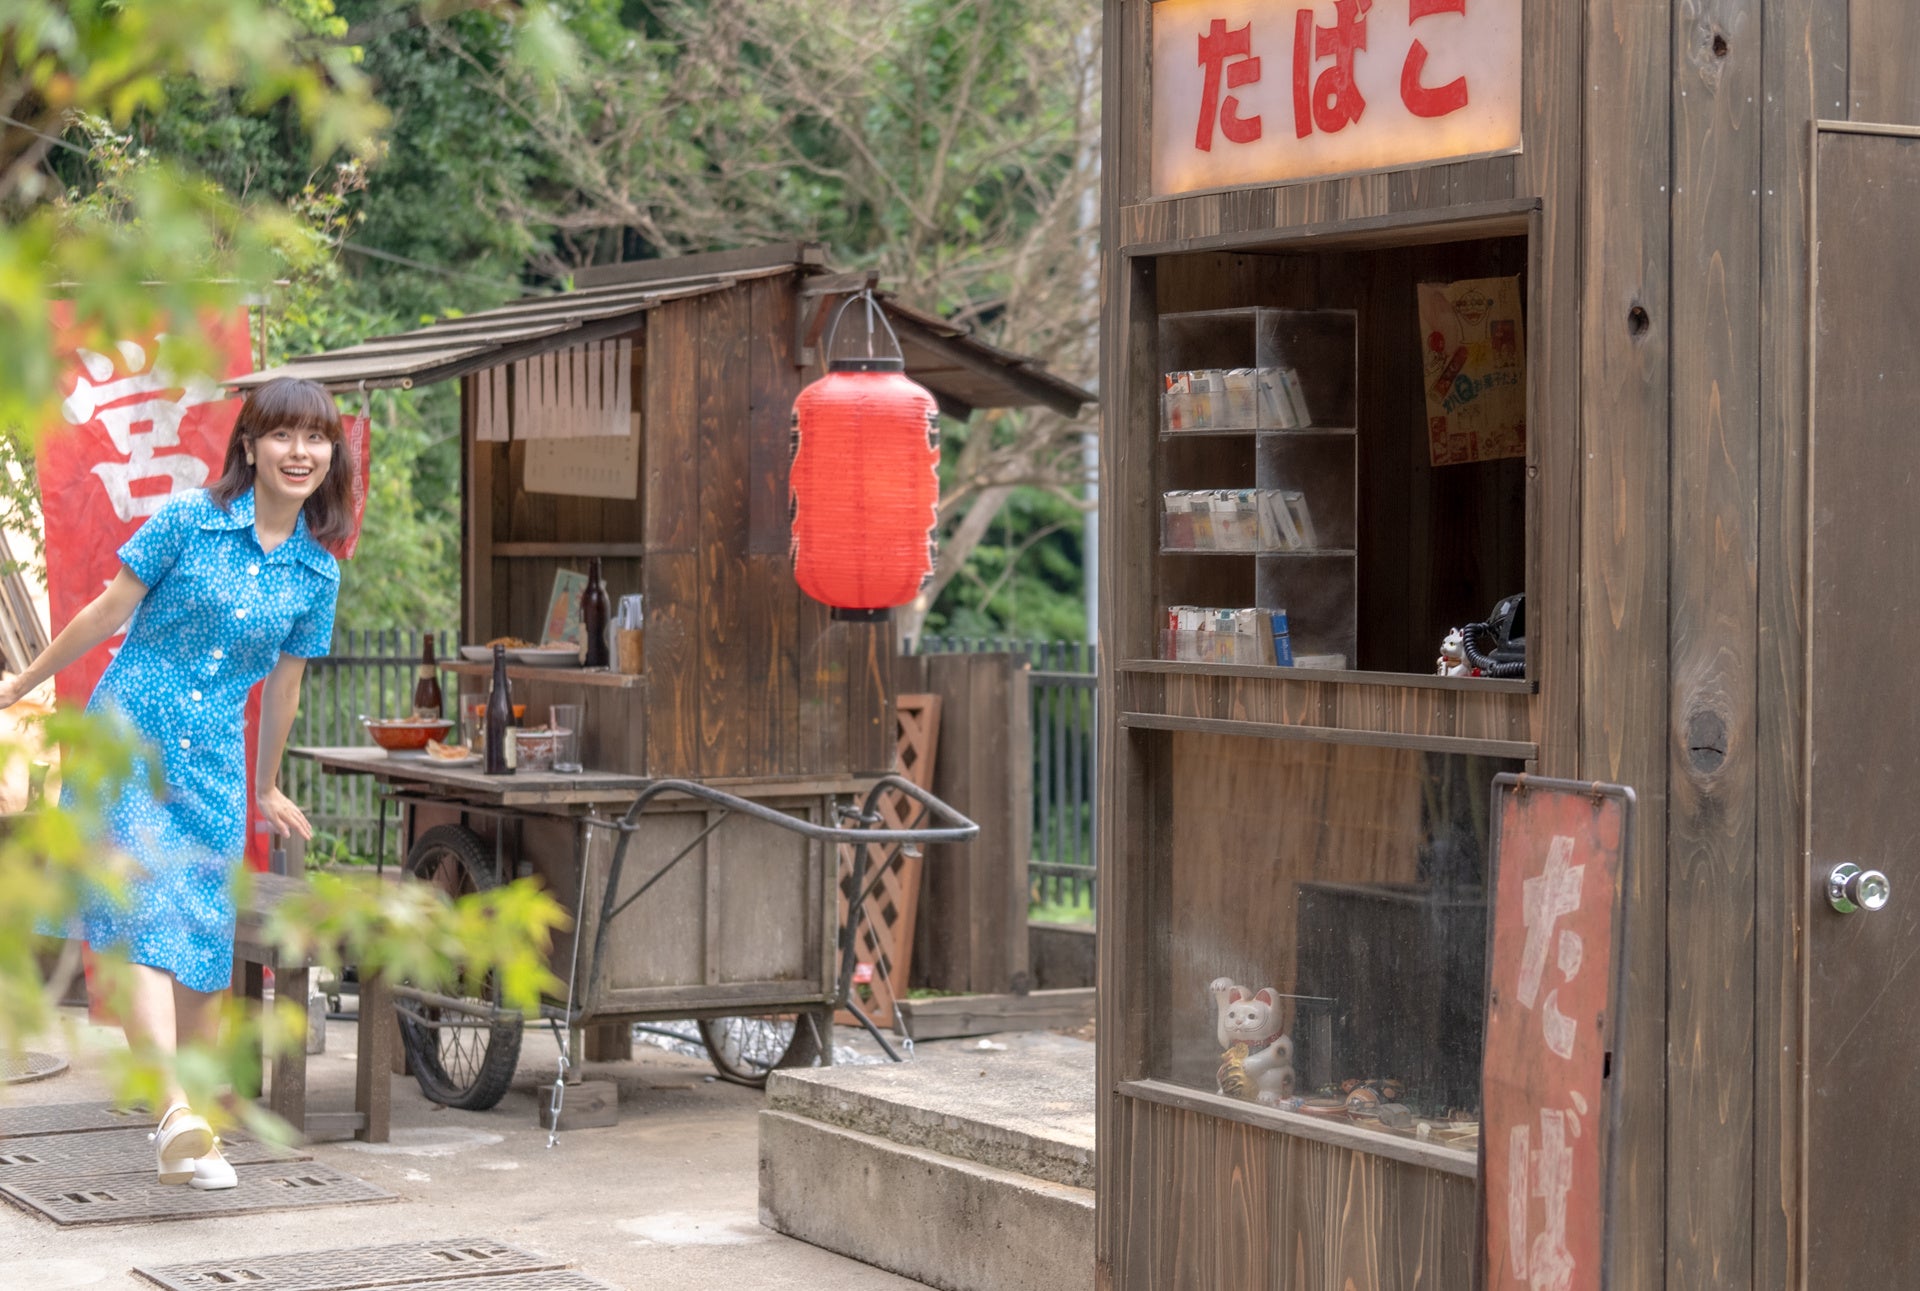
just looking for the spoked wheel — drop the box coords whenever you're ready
[697,1009,827,1088]
[394,825,523,1110]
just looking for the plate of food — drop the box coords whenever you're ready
[460,636,536,663]
[506,645,582,668]
[424,739,481,767]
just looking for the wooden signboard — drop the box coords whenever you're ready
[1482,775,1633,1291]
[1149,0,1523,196]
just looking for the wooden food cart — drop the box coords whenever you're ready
[1098,2,1920,1288]
[235,243,1090,1102]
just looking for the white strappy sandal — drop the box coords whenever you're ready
[150,1104,213,1185]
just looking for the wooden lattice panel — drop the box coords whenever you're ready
[836,693,941,1029]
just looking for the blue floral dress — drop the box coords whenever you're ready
[74,487,339,993]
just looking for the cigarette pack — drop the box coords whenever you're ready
[1269,609,1294,666]
[1222,368,1258,427]
[1280,367,1314,427]
[1256,368,1295,429]
[1283,490,1318,549]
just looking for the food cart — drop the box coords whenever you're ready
[233,243,1092,1104]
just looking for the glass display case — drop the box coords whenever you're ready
[1157,308,1359,668]
[1149,732,1523,1164]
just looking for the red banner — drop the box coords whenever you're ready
[36,308,282,870]
[336,410,372,560]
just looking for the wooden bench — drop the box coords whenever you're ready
[232,870,393,1143]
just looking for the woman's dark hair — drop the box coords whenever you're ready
[209,377,355,548]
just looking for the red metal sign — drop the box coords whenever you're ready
[1482,775,1634,1291]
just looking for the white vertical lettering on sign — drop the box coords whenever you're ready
[1149,0,1522,195]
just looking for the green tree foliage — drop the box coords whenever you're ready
[0,0,568,1128]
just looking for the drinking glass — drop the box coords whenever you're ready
[550,703,583,773]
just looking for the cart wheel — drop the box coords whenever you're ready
[395,824,523,1111]
[697,1010,827,1089]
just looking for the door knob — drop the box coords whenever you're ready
[1828,862,1892,914]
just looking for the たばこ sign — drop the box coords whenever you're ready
[1150,0,1522,195]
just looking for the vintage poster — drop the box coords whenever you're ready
[542,569,589,646]
[1417,275,1526,466]
[1482,776,1634,1291]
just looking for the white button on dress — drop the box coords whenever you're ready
[179,738,191,750]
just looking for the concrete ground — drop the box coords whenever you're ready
[0,1007,939,1291]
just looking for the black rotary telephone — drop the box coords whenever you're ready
[1461,593,1526,678]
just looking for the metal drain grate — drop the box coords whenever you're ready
[134,1238,568,1291]
[0,1101,153,1139]
[396,1274,619,1291]
[0,1127,309,1184]
[0,1051,68,1084]
[1,1161,394,1226]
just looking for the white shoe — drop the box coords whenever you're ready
[188,1142,238,1191]
[151,1104,213,1185]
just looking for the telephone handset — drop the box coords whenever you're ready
[1462,593,1526,678]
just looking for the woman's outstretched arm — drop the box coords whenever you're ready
[0,569,148,709]
[254,651,311,840]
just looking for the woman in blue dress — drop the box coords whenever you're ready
[1,377,349,1191]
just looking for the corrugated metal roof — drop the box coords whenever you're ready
[230,247,1093,418]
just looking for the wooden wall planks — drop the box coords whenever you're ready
[698,288,752,779]
[1579,2,1674,1289]
[1119,1097,1476,1291]
[1847,2,1920,124]
[1754,2,1836,1284]
[1667,4,1763,1287]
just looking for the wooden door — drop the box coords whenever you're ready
[1807,122,1920,1285]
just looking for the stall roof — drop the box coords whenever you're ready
[231,243,1093,419]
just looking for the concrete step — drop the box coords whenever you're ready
[759,1042,1095,1291]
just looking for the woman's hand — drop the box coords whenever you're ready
[256,785,312,842]
[0,675,27,710]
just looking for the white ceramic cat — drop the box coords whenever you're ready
[1209,977,1296,1105]
[1437,628,1472,677]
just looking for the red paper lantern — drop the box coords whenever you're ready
[789,306,941,620]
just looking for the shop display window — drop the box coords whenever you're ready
[1151,234,1530,678]
[1152,730,1522,1160]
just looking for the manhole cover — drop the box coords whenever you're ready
[1,1161,394,1226]
[0,1127,308,1184]
[0,1052,67,1084]
[134,1238,566,1291]
[0,1101,151,1139]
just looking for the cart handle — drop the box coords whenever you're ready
[606,774,979,845]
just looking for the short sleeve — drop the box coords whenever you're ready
[283,578,339,659]
[116,491,201,589]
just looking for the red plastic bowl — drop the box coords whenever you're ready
[363,717,455,751]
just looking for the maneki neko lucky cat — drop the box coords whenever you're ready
[1209,978,1296,1106]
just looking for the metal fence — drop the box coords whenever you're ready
[914,636,1099,912]
[287,627,462,867]
[293,629,1102,906]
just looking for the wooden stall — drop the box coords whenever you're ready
[236,243,1089,1083]
[1099,2,1920,1288]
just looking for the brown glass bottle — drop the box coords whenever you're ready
[581,557,611,668]
[484,644,514,775]
[413,632,443,717]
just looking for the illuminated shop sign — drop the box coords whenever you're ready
[1150,0,1522,196]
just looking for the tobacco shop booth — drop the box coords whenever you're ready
[1095,1,1920,1288]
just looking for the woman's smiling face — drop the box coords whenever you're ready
[252,423,334,509]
